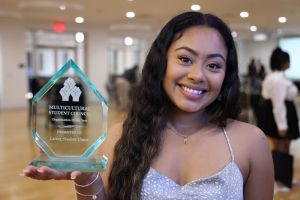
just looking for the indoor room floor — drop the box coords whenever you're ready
[0,99,299,200]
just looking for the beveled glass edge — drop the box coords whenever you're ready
[31,59,108,107]
[30,154,109,172]
[81,131,107,159]
[31,129,58,158]
[69,59,108,107]
[32,61,71,105]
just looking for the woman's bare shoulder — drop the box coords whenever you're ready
[107,122,123,138]
[227,121,274,198]
[226,119,270,163]
[227,119,266,141]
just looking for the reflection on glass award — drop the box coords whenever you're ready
[29,59,108,172]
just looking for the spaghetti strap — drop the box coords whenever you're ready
[222,127,234,162]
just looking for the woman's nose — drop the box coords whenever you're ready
[187,65,206,83]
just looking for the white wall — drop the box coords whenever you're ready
[0,37,2,106]
[85,27,108,103]
[0,20,27,109]
[237,39,278,75]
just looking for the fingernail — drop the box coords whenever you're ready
[71,176,76,180]
[37,169,44,173]
[20,174,26,177]
[23,169,30,172]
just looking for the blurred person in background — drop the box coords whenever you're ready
[258,48,299,193]
[248,58,256,76]
[256,59,266,79]
[247,58,264,122]
[116,65,138,110]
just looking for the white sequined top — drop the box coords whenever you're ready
[140,127,244,200]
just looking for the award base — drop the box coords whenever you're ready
[29,153,108,172]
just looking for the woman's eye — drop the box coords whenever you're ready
[179,56,192,64]
[207,64,220,69]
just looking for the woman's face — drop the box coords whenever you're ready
[282,61,290,71]
[163,26,227,113]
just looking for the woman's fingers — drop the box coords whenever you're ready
[278,130,287,137]
[20,165,71,180]
[21,166,52,180]
[70,171,82,180]
[20,166,99,184]
[38,166,71,180]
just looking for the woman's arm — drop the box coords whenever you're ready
[243,127,274,200]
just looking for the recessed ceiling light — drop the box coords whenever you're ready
[126,12,135,18]
[250,26,257,32]
[253,33,267,41]
[191,5,200,11]
[124,37,133,45]
[59,5,66,10]
[75,32,84,42]
[231,32,237,37]
[277,29,283,34]
[278,17,286,23]
[75,17,84,23]
[240,12,249,18]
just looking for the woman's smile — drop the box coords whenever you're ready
[178,84,208,99]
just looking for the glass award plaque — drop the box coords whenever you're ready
[29,59,108,172]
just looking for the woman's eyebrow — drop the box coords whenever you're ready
[175,46,226,62]
[207,54,226,62]
[175,47,198,56]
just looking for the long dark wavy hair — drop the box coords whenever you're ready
[108,11,241,199]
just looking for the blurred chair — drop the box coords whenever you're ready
[239,81,254,124]
[105,82,118,102]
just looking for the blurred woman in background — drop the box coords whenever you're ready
[258,48,299,192]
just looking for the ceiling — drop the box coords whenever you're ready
[0,0,300,39]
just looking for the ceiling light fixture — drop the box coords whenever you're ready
[231,32,237,37]
[278,17,286,23]
[126,12,135,18]
[75,17,84,23]
[240,12,249,18]
[191,5,200,11]
[253,33,267,41]
[124,37,133,45]
[75,32,84,42]
[59,5,66,10]
[250,26,257,32]
[277,29,282,34]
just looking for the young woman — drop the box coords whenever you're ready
[21,12,274,199]
[258,48,299,190]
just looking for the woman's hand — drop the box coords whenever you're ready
[278,130,287,137]
[20,165,98,185]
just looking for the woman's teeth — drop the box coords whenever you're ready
[180,85,203,95]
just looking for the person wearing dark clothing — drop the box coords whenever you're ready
[248,58,257,76]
